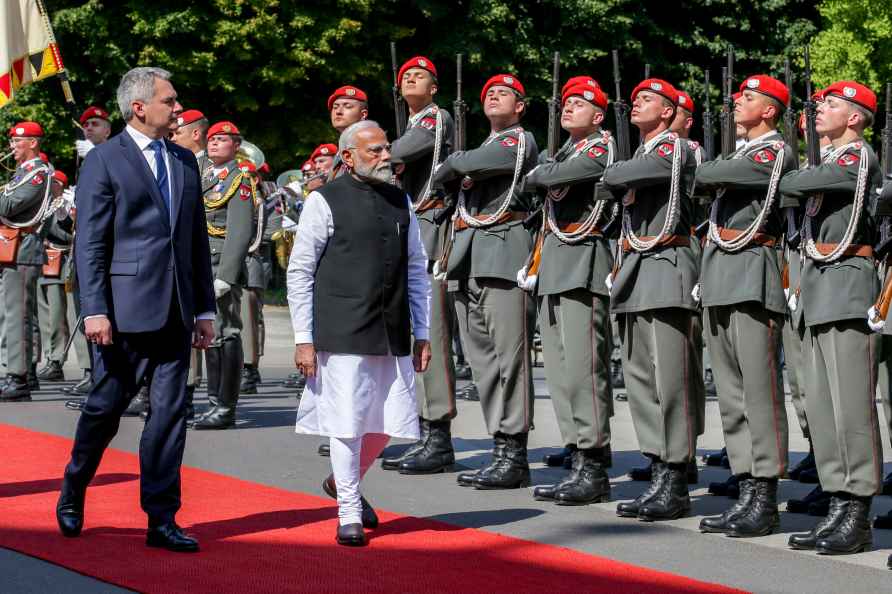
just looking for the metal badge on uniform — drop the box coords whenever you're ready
[419,59,427,67]
[500,136,516,147]
[504,76,514,85]
[30,174,43,186]
[650,82,662,91]
[746,78,760,89]
[753,149,776,163]
[584,90,594,101]
[837,153,859,167]
[657,142,674,157]
[461,176,474,190]
[843,86,857,98]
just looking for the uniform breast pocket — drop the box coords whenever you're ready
[109,260,138,276]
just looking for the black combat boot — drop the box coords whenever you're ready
[700,477,755,533]
[708,473,740,498]
[786,485,829,514]
[816,496,873,555]
[543,444,576,468]
[192,340,241,430]
[192,347,221,424]
[727,478,780,537]
[0,374,31,401]
[240,364,259,394]
[382,418,429,470]
[789,444,817,482]
[534,449,582,502]
[617,460,665,518]
[630,459,698,484]
[554,447,610,505]
[123,384,150,417]
[789,496,849,550]
[37,360,64,381]
[638,463,691,521]
[472,432,530,489]
[458,434,507,487]
[399,420,455,474]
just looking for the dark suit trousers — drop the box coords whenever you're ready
[63,302,191,524]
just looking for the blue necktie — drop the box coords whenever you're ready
[149,139,171,217]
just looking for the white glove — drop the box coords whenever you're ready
[787,291,798,312]
[868,306,886,333]
[783,287,790,301]
[516,266,537,292]
[56,187,76,219]
[432,260,447,281]
[75,139,95,158]
[691,283,701,304]
[213,279,231,299]
[604,273,613,295]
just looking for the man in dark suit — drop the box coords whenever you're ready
[56,67,216,553]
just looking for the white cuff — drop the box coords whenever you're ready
[294,332,313,344]
[414,329,430,341]
[196,312,215,321]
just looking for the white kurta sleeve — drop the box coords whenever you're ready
[286,191,333,344]
[406,196,432,341]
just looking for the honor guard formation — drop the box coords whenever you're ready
[6,47,892,565]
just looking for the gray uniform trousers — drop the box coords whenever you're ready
[783,249,810,438]
[804,320,882,497]
[691,313,707,436]
[416,272,456,421]
[453,277,535,435]
[240,287,263,364]
[37,281,68,362]
[66,292,90,370]
[704,303,788,478]
[187,348,203,386]
[539,289,612,449]
[212,285,243,347]
[878,335,892,454]
[2,265,39,377]
[618,308,699,464]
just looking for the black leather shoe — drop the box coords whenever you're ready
[454,362,472,380]
[457,383,479,401]
[64,397,85,411]
[399,420,455,474]
[543,445,576,468]
[873,508,892,529]
[700,478,755,533]
[382,419,429,470]
[318,443,330,457]
[614,393,628,402]
[617,461,665,518]
[789,448,816,481]
[0,375,31,402]
[37,360,64,381]
[727,478,780,537]
[474,432,530,489]
[789,497,849,550]
[146,523,199,552]
[630,459,698,484]
[322,477,378,528]
[704,447,728,467]
[56,492,84,537]
[554,447,611,505]
[336,523,366,546]
[638,464,691,521]
[787,485,829,514]
[63,370,92,396]
[816,497,873,555]
[123,386,150,417]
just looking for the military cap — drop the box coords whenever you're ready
[79,106,109,125]
[206,121,240,139]
[9,122,43,138]
[177,109,206,127]
[398,56,437,82]
[327,85,368,110]
[310,143,338,161]
[631,79,679,105]
[259,162,271,175]
[677,91,696,113]
[822,80,877,114]
[52,170,69,187]
[562,76,599,97]
[480,74,526,103]
[562,83,608,110]
[740,75,789,107]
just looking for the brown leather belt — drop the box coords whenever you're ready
[454,211,526,232]
[622,234,691,252]
[716,227,778,247]
[548,221,602,236]
[415,199,445,214]
[813,243,874,258]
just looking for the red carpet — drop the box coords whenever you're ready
[0,424,746,594]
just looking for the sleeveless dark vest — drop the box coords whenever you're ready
[313,174,412,356]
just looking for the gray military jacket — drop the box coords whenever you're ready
[204,159,255,286]
[601,130,698,313]
[0,158,50,266]
[778,140,880,326]
[391,103,454,261]
[695,130,797,314]
[432,124,538,283]
[523,131,615,296]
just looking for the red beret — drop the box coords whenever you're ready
[177,109,205,127]
[561,76,600,97]
[481,74,526,103]
[206,121,240,139]
[52,170,69,187]
[9,121,43,138]
[812,88,826,102]
[327,85,368,111]
[239,161,256,173]
[732,92,742,102]
[677,91,696,113]
[310,143,338,161]
[562,84,608,110]
[259,162,270,175]
[398,56,437,83]
[740,75,789,107]
[79,106,109,125]
[39,152,49,163]
[631,79,678,105]
[822,80,877,114]
[301,160,314,172]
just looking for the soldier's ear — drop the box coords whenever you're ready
[430,83,438,97]
[360,109,369,121]
[591,109,605,127]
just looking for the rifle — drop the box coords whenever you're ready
[802,47,820,169]
[390,42,407,137]
[434,53,467,228]
[719,47,736,158]
[644,63,651,79]
[612,49,631,161]
[547,51,561,158]
[870,83,892,328]
[783,57,802,249]
[702,69,715,161]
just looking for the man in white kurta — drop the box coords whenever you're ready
[287,120,431,546]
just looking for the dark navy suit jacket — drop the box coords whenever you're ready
[75,130,215,333]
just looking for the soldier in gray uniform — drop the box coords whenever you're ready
[694,75,796,537]
[385,56,458,475]
[521,80,615,504]
[781,81,882,555]
[601,79,701,521]
[872,176,892,534]
[432,73,538,489]
[0,122,52,401]
[191,121,256,430]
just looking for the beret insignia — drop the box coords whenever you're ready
[746,78,760,89]
[650,82,662,91]
[843,86,857,98]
